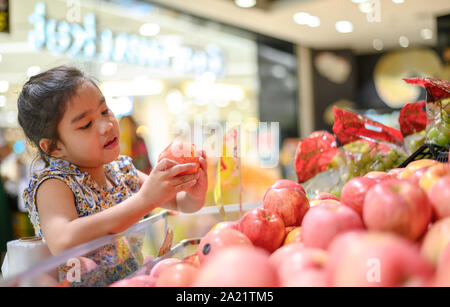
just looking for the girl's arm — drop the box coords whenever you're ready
[36,159,197,255]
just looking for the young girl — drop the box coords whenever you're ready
[17,66,207,283]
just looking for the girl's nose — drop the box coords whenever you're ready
[99,118,113,135]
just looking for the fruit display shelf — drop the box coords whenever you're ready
[399,143,449,168]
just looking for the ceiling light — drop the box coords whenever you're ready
[166,90,184,115]
[399,36,409,48]
[0,96,6,107]
[235,0,256,8]
[392,0,404,3]
[27,66,41,77]
[359,2,372,13]
[373,39,384,51]
[101,78,164,97]
[293,12,311,25]
[421,28,433,40]
[351,0,367,3]
[101,62,118,76]
[0,54,2,63]
[0,80,9,93]
[335,21,354,33]
[308,16,321,28]
[139,23,160,37]
[106,96,134,117]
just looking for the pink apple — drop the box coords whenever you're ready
[197,228,252,265]
[340,177,378,217]
[281,268,328,287]
[109,275,156,287]
[149,258,182,279]
[428,175,450,220]
[364,171,392,181]
[263,180,310,227]
[326,231,434,287]
[269,242,306,270]
[301,201,364,250]
[156,263,199,287]
[311,192,339,202]
[388,168,405,178]
[193,246,279,287]
[239,207,285,253]
[363,179,433,241]
[434,243,450,286]
[421,217,450,267]
[276,247,328,286]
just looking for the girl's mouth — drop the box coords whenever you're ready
[104,137,118,149]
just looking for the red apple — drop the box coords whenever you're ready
[301,201,364,250]
[263,180,310,227]
[193,246,279,287]
[419,163,450,192]
[197,228,252,265]
[399,159,440,180]
[388,168,405,178]
[428,175,450,220]
[340,177,378,217]
[434,243,450,286]
[210,221,239,232]
[327,231,434,287]
[408,165,433,186]
[283,226,303,245]
[363,179,433,241]
[158,141,200,176]
[421,217,450,267]
[239,207,285,253]
[311,192,339,202]
[155,263,199,287]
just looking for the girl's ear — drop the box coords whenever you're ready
[39,138,66,159]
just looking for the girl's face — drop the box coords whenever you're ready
[55,81,121,169]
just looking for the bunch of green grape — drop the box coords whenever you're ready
[405,130,426,154]
[339,140,407,184]
[427,98,450,148]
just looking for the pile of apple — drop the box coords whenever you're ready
[110,155,450,287]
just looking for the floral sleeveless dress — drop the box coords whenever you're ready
[23,155,144,286]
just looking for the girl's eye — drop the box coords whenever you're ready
[81,122,92,130]
[101,109,110,116]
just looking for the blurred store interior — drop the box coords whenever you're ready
[0,0,449,242]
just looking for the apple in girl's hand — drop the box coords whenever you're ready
[263,180,309,227]
[239,207,285,253]
[155,263,199,287]
[340,177,378,217]
[327,231,433,287]
[193,246,279,287]
[428,175,450,220]
[149,258,182,279]
[197,228,252,265]
[419,163,450,192]
[158,141,201,176]
[301,201,364,250]
[363,179,432,241]
[421,217,450,267]
[283,226,303,245]
[311,192,339,201]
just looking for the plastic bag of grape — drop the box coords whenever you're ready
[404,78,450,149]
[332,107,408,183]
[399,101,427,155]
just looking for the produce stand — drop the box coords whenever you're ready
[0,203,260,287]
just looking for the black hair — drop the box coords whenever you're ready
[17,66,96,166]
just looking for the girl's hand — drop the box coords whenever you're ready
[184,150,208,200]
[138,159,198,207]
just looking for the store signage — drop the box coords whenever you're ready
[0,0,9,33]
[28,2,225,76]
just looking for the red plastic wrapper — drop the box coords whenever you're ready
[332,107,403,146]
[404,78,450,148]
[294,131,338,183]
[399,101,427,137]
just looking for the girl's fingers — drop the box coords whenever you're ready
[166,163,197,177]
[174,179,197,191]
[170,174,197,186]
[155,159,178,171]
[199,157,207,171]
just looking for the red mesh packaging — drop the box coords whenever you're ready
[398,101,427,154]
[294,131,338,184]
[404,78,450,148]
